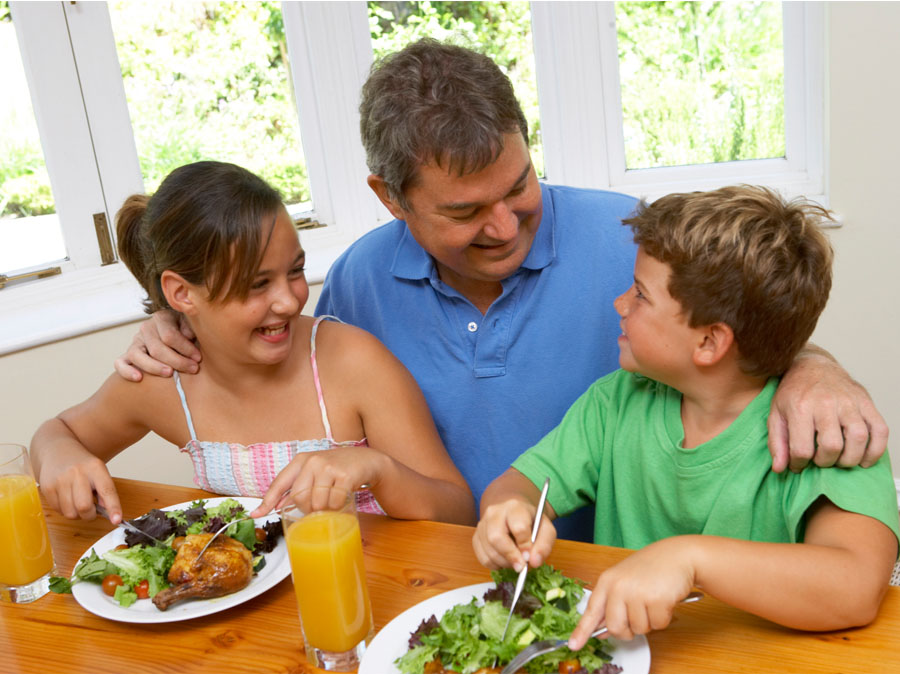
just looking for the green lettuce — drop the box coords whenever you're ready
[394,564,618,674]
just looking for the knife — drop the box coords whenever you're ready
[95,502,167,547]
[501,476,550,641]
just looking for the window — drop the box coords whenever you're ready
[1,1,826,355]
[531,1,824,201]
[0,6,65,274]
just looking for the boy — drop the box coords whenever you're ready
[473,185,899,646]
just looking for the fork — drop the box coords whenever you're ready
[194,517,255,561]
[500,590,704,674]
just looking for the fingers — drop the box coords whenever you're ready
[861,405,889,468]
[94,477,122,524]
[528,516,557,568]
[474,500,534,571]
[766,412,789,473]
[113,356,145,383]
[569,585,607,650]
[149,317,201,367]
[785,405,816,473]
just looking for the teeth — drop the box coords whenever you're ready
[259,325,286,336]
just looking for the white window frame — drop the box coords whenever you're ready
[530,1,826,203]
[1,0,827,355]
[1,1,379,355]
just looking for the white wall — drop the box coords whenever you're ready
[814,2,900,475]
[2,2,898,485]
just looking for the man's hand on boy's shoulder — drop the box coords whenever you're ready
[768,346,888,473]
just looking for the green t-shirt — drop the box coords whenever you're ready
[513,370,900,549]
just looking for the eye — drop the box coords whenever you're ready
[449,211,477,223]
[634,287,645,300]
[251,277,269,291]
[289,264,306,277]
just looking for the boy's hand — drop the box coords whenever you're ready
[569,537,696,647]
[472,497,556,572]
[769,346,888,473]
[113,310,201,381]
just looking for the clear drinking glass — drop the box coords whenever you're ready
[0,443,55,603]
[280,489,374,671]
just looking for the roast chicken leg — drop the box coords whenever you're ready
[152,533,253,611]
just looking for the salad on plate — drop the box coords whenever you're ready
[49,497,282,610]
[396,564,622,674]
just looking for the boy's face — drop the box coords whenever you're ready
[613,247,700,385]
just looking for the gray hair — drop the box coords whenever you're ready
[359,38,528,209]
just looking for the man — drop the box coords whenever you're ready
[117,39,888,541]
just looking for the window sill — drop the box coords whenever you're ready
[0,240,335,356]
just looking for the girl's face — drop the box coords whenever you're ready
[190,207,309,367]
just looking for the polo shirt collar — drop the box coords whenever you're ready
[390,182,557,281]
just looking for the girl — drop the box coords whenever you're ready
[31,161,475,525]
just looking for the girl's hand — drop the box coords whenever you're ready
[568,537,698,647]
[250,446,390,517]
[472,497,556,572]
[39,447,122,522]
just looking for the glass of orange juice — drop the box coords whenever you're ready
[279,488,374,671]
[0,443,55,603]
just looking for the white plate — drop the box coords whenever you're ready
[359,582,650,674]
[70,496,290,623]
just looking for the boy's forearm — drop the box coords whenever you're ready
[479,468,552,518]
[684,534,889,630]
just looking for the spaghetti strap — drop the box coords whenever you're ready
[310,315,344,442]
[173,371,199,441]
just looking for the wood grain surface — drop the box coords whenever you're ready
[1,478,898,673]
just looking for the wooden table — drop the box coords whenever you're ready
[1,478,898,673]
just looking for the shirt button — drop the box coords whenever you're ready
[467,321,478,332]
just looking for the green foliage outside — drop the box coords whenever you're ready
[2,1,787,217]
[616,1,785,169]
[109,1,308,202]
[0,0,56,219]
[368,1,544,176]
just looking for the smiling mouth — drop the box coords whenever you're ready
[258,324,287,336]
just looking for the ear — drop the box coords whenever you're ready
[160,270,199,316]
[367,174,409,221]
[692,322,735,367]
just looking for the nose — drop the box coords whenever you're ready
[271,278,303,316]
[483,200,519,242]
[614,287,631,317]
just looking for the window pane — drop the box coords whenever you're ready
[616,1,785,170]
[0,3,66,273]
[107,1,310,208]
[368,1,544,176]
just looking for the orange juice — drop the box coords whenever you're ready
[0,474,54,585]
[286,510,372,652]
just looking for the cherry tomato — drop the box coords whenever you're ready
[101,574,124,597]
[114,544,129,551]
[134,579,150,599]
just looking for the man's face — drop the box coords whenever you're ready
[392,133,542,296]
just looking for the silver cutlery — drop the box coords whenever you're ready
[500,590,704,674]
[195,516,255,561]
[501,476,551,641]
[95,502,167,546]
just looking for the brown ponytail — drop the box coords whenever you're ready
[113,162,283,314]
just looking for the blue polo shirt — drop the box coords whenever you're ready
[317,183,638,540]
